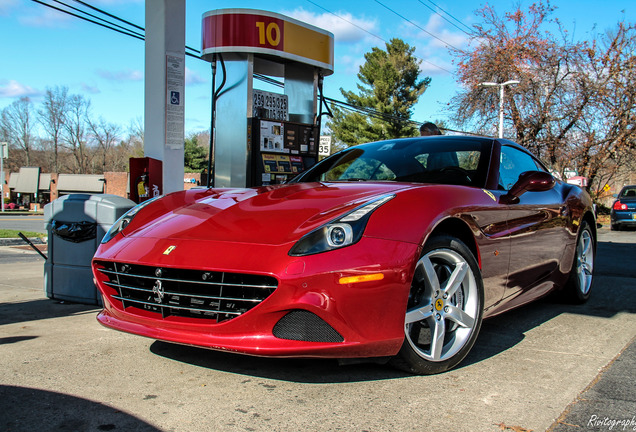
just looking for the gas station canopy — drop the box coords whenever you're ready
[201,9,334,75]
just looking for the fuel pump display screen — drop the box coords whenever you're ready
[259,120,285,153]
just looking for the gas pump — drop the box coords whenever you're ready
[201,9,334,188]
[249,118,318,186]
[129,157,163,203]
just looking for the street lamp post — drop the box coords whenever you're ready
[480,80,520,138]
[0,142,7,213]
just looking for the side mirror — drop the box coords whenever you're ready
[501,171,555,204]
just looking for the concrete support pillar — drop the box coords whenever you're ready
[144,0,185,194]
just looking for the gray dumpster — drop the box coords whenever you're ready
[44,194,136,305]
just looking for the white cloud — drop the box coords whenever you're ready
[284,8,378,43]
[81,83,101,94]
[405,14,469,54]
[0,80,42,98]
[185,67,206,86]
[19,7,72,28]
[0,0,19,16]
[423,14,470,50]
[97,69,143,81]
[417,54,454,75]
[336,55,364,75]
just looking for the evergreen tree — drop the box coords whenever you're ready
[329,38,430,146]
[184,134,208,172]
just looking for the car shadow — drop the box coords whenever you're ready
[0,298,99,327]
[460,235,636,368]
[0,385,160,431]
[149,341,409,383]
[150,237,636,381]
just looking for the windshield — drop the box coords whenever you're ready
[620,187,636,199]
[293,137,492,188]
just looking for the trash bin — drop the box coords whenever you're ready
[44,194,136,305]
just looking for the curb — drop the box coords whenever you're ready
[0,237,47,247]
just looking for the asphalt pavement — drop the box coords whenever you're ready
[0,212,47,234]
[0,225,634,432]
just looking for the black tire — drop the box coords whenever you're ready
[390,235,484,375]
[610,223,619,231]
[563,221,595,304]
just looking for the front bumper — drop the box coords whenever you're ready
[92,235,420,358]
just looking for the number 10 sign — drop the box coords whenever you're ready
[201,9,334,75]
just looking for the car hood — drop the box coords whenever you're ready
[124,182,411,245]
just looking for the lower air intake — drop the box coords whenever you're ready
[273,310,344,343]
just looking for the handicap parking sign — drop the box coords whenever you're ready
[170,91,180,105]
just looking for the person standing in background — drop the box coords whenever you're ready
[420,122,442,136]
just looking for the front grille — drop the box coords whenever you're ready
[95,261,277,323]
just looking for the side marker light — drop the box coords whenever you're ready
[338,273,385,285]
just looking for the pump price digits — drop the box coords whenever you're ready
[253,91,288,121]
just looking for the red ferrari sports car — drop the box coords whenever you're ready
[92,136,596,374]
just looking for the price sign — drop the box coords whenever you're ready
[253,90,288,121]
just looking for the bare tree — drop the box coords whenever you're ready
[62,94,93,174]
[570,22,636,195]
[449,2,636,195]
[89,117,121,172]
[39,86,69,172]
[129,116,144,147]
[1,97,36,166]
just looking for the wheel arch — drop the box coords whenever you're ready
[428,217,480,268]
[581,210,597,245]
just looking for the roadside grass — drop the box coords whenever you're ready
[0,229,46,239]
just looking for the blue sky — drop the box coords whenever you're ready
[1,0,634,137]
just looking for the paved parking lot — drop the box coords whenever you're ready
[1,228,635,432]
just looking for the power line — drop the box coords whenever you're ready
[52,0,145,39]
[29,0,478,135]
[324,96,419,126]
[413,0,472,36]
[419,0,473,34]
[72,0,143,31]
[372,0,461,51]
[31,0,144,41]
[72,0,203,54]
[28,0,420,127]
[304,0,452,74]
[325,96,488,136]
[32,1,204,58]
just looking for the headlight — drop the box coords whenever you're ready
[101,196,162,244]
[289,194,394,256]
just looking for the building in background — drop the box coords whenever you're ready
[4,168,202,210]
